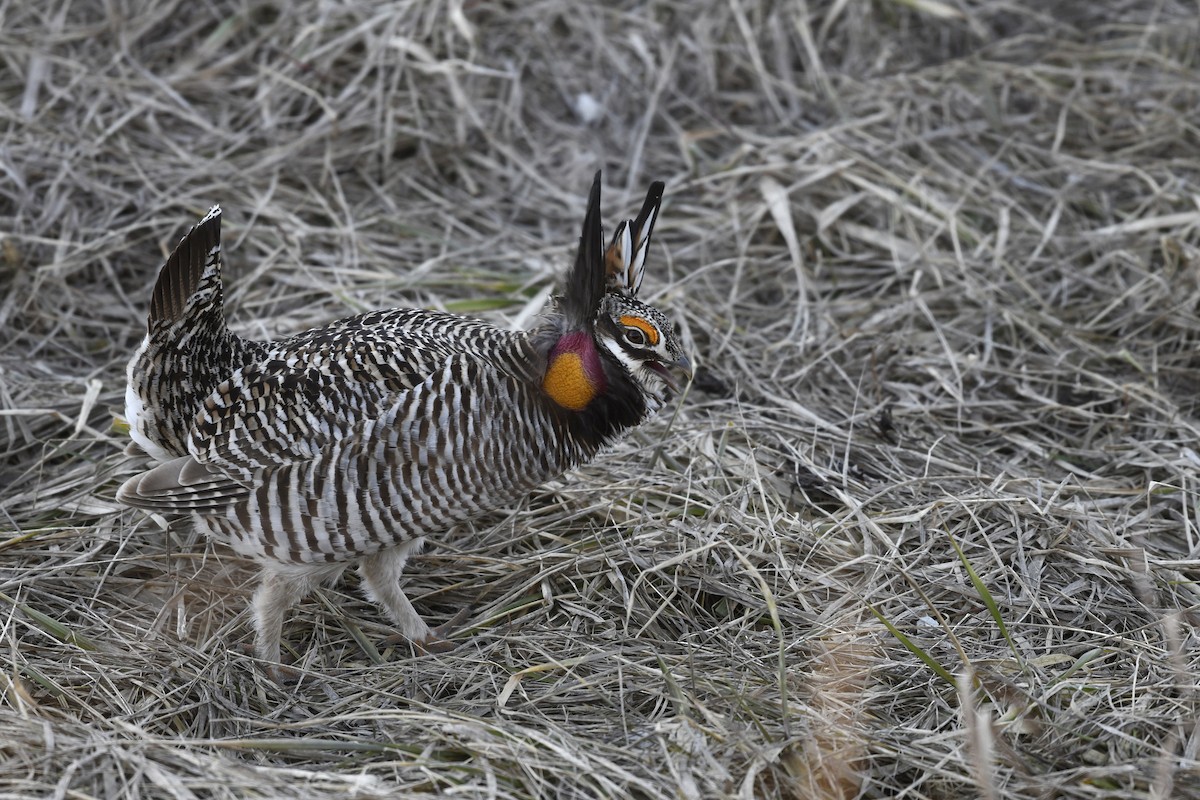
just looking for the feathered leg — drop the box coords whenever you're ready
[359,539,467,652]
[252,561,345,672]
[359,539,431,643]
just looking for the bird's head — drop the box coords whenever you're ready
[543,172,691,413]
[594,293,691,404]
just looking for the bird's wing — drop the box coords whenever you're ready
[116,350,527,521]
[117,453,249,512]
[120,307,534,514]
[117,348,399,512]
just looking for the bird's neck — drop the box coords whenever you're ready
[534,326,648,458]
[542,330,607,412]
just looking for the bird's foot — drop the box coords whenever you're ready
[237,642,307,684]
[381,607,472,654]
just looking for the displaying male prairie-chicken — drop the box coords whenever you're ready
[118,173,691,671]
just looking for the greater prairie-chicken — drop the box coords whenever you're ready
[118,173,691,671]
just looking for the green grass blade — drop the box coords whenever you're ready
[867,601,957,687]
[0,590,99,651]
[946,534,1022,666]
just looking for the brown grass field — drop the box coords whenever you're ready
[2,1,1199,797]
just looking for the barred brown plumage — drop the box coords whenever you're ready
[118,172,691,675]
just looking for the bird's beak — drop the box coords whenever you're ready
[653,353,693,392]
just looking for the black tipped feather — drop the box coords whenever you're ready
[632,182,664,246]
[603,180,665,296]
[562,171,606,327]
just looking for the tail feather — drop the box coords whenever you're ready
[149,205,223,328]
[125,206,266,461]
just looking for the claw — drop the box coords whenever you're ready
[266,663,306,685]
[238,641,305,684]
[381,607,473,654]
[414,634,458,655]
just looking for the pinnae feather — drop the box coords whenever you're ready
[561,171,606,326]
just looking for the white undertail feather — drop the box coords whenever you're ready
[125,333,175,462]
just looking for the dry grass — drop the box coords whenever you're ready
[3,0,1200,797]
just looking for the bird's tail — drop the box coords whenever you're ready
[124,207,265,461]
[147,205,226,330]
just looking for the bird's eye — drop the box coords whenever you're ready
[624,327,648,346]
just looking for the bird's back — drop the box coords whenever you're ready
[123,204,537,470]
[189,308,541,476]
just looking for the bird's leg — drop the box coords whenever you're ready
[359,539,429,641]
[252,563,322,672]
[359,538,461,652]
